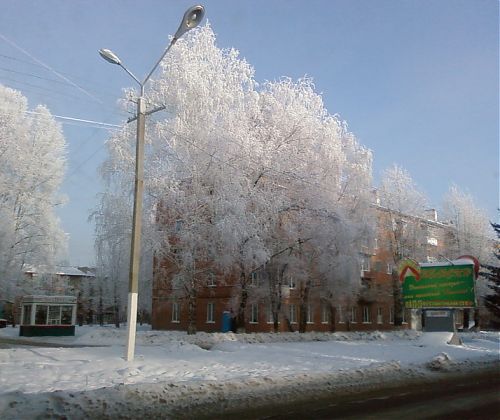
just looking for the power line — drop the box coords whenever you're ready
[0,65,128,103]
[25,111,121,129]
[0,32,103,105]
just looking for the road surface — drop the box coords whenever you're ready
[216,370,500,419]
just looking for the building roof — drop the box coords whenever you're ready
[24,266,96,277]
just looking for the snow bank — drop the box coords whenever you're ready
[0,326,498,419]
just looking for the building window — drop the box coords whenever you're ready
[337,306,345,323]
[361,256,371,272]
[321,304,330,324]
[35,305,48,325]
[374,238,378,249]
[207,272,216,287]
[306,304,313,324]
[250,303,259,323]
[206,302,215,323]
[172,302,180,323]
[22,305,32,325]
[251,271,258,286]
[267,304,280,324]
[172,274,183,289]
[171,247,182,263]
[377,307,383,324]
[48,306,61,325]
[390,307,394,324]
[386,263,392,275]
[289,304,297,324]
[350,307,357,323]
[174,219,184,233]
[288,276,296,289]
[362,306,371,323]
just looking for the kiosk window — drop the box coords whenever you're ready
[22,305,32,325]
[61,306,73,325]
[48,306,61,325]
[35,305,48,324]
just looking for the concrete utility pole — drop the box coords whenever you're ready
[99,5,205,361]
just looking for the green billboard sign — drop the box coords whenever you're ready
[401,261,476,309]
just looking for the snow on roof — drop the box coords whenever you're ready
[21,295,77,304]
[24,266,96,277]
[420,259,474,268]
[55,266,93,277]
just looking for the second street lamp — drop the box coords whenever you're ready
[99,5,205,362]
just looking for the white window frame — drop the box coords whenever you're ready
[207,272,216,287]
[267,304,274,324]
[251,271,258,286]
[171,246,182,263]
[206,302,215,323]
[361,256,371,272]
[337,306,345,323]
[321,304,330,324]
[250,303,259,324]
[172,274,183,289]
[350,307,357,323]
[289,304,297,324]
[174,219,184,233]
[377,307,383,324]
[171,302,180,323]
[362,306,371,324]
[288,275,296,289]
[386,263,392,275]
[306,304,313,324]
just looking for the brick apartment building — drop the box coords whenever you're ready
[151,202,467,333]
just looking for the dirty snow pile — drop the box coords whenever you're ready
[0,326,498,418]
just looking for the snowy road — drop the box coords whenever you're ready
[231,369,500,419]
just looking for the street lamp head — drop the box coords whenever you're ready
[99,48,122,65]
[173,5,205,41]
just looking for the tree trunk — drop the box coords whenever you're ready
[187,291,197,335]
[392,271,403,327]
[298,282,310,333]
[236,278,248,333]
[463,309,470,329]
[329,304,336,332]
[98,294,104,326]
[272,311,280,332]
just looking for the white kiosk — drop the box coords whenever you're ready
[20,295,77,337]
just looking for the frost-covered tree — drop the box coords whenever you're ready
[442,186,495,329]
[378,164,429,326]
[0,85,67,299]
[442,185,493,262]
[96,25,373,333]
[482,223,500,328]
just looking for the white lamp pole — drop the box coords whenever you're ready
[99,5,205,361]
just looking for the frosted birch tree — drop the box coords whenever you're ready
[442,185,495,329]
[378,164,429,326]
[95,25,373,333]
[0,85,67,300]
[442,185,493,262]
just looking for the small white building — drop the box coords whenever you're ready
[20,295,77,337]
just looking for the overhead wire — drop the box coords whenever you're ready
[0,32,103,105]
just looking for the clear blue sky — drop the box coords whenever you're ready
[0,0,498,266]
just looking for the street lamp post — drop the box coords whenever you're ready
[99,5,205,361]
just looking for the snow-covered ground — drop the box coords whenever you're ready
[0,325,498,418]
